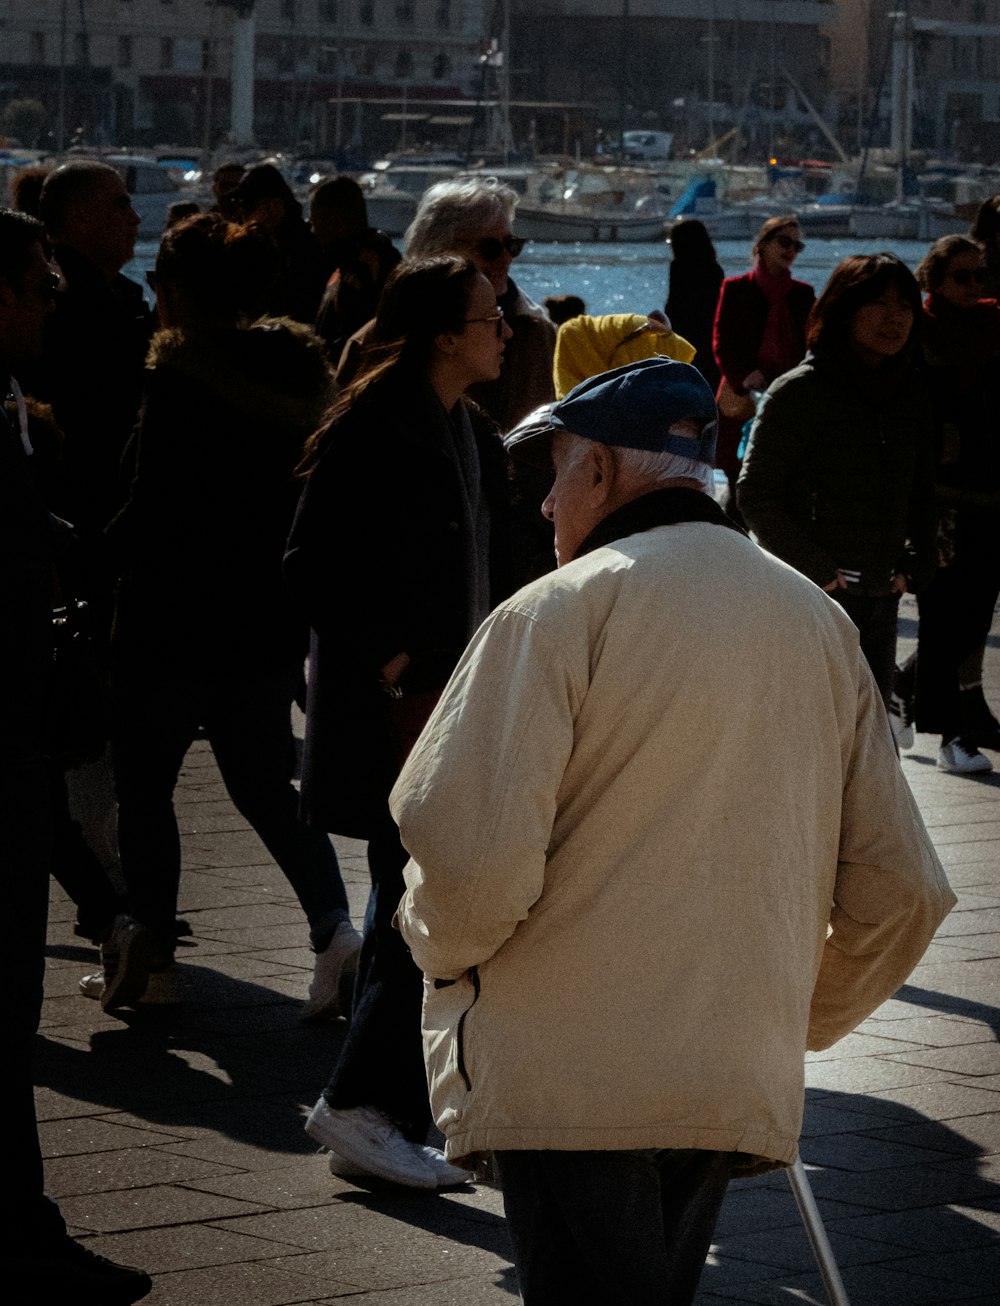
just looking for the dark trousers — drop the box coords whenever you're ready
[832,591,900,710]
[112,666,348,953]
[495,1147,739,1305]
[323,814,430,1139]
[4,756,67,1248]
[913,560,1000,739]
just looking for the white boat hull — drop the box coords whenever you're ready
[515,206,665,243]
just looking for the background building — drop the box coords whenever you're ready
[0,0,490,153]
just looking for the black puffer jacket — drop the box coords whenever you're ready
[737,346,937,595]
[107,317,335,673]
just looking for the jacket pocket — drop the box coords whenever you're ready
[424,968,481,1125]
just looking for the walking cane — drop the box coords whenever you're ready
[786,1156,852,1306]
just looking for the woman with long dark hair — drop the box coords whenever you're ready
[665,218,724,389]
[737,253,937,707]
[896,235,1000,773]
[285,254,513,1190]
[712,215,815,497]
[83,212,357,1014]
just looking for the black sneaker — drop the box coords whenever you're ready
[13,1234,152,1303]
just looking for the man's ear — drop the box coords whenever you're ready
[589,441,617,502]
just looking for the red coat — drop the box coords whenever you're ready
[712,272,814,393]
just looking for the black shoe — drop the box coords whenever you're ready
[959,686,1000,750]
[13,1234,152,1303]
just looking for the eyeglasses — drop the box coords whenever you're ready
[463,307,505,337]
[25,270,60,299]
[773,234,805,253]
[947,267,988,286]
[474,235,526,260]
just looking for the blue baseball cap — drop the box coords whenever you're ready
[504,356,718,466]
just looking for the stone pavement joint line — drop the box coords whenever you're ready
[39,597,1000,1303]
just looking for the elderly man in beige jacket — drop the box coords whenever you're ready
[392,357,955,1306]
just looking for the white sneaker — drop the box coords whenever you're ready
[301,919,363,1022]
[938,737,994,774]
[80,963,183,1005]
[304,1098,438,1189]
[888,690,914,750]
[414,1144,475,1187]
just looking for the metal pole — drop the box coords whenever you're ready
[787,1157,852,1306]
[57,0,67,152]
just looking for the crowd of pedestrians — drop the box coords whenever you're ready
[0,157,991,1302]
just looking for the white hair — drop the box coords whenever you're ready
[564,434,714,494]
[404,177,518,258]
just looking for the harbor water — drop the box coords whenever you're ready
[127,237,936,316]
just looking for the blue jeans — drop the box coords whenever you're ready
[112,666,349,953]
[323,813,430,1138]
[496,1147,740,1305]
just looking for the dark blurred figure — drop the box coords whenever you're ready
[81,213,356,1017]
[0,206,151,1303]
[310,174,400,364]
[12,166,52,219]
[165,199,201,229]
[970,194,1000,297]
[544,293,586,326]
[665,219,724,390]
[28,160,152,542]
[236,162,326,323]
[210,160,245,220]
[895,235,1000,774]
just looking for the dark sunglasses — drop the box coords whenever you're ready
[475,235,526,260]
[464,307,505,338]
[947,267,988,286]
[774,234,805,253]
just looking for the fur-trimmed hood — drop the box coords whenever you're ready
[146,316,336,436]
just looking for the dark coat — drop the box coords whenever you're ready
[107,318,335,676]
[20,245,154,538]
[737,347,938,595]
[283,377,511,839]
[314,228,401,364]
[712,272,814,393]
[665,257,724,389]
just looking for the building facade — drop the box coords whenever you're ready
[0,0,489,152]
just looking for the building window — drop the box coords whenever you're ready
[432,52,450,80]
[160,37,174,70]
[319,0,337,19]
[30,31,45,62]
[395,0,414,22]
[203,39,215,73]
[361,47,378,76]
[435,0,450,28]
[117,35,132,68]
[281,0,296,19]
[394,48,413,78]
[74,32,88,64]
[359,0,374,25]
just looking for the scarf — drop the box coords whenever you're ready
[750,262,802,383]
[572,486,747,561]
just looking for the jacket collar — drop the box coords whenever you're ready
[572,486,746,561]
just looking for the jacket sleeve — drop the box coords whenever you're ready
[393,604,579,979]
[807,660,956,1049]
[736,381,840,587]
[713,278,760,391]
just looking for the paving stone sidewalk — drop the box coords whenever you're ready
[37,594,999,1305]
